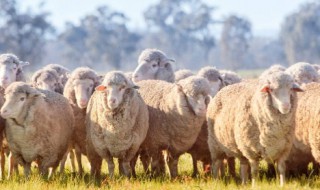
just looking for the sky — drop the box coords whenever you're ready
[20,0,314,37]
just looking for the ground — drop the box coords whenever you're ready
[0,154,320,190]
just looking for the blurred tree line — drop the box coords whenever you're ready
[0,0,319,72]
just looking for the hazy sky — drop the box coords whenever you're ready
[20,0,313,37]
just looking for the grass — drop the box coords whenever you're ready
[0,154,320,190]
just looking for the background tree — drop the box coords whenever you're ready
[0,0,54,68]
[280,2,320,65]
[142,0,216,69]
[59,6,140,70]
[220,15,251,70]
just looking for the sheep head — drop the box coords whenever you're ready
[259,71,303,114]
[176,76,211,117]
[1,82,43,119]
[0,54,29,89]
[32,68,63,93]
[96,71,138,111]
[132,49,175,83]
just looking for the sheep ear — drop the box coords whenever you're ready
[175,83,183,93]
[205,96,211,106]
[19,61,29,67]
[132,85,140,89]
[292,83,304,92]
[95,85,106,91]
[260,85,270,93]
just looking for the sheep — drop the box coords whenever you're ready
[286,62,319,85]
[187,67,241,177]
[0,82,74,178]
[31,68,64,94]
[198,66,225,97]
[132,49,175,83]
[63,67,101,175]
[284,83,320,177]
[137,76,211,178]
[86,71,149,178]
[259,65,286,79]
[0,53,29,179]
[207,71,303,186]
[174,69,194,82]
[43,64,70,86]
[219,70,242,85]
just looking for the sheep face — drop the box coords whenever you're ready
[0,63,19,89]
[209,80,222,97]
[35,74,59,92]
[260,80,302,114]
[132,60,174,82]
[186,94,209,117]
[96,84,127,110]
[73,79,94,109]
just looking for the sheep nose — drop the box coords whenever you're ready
[109,98,116,104]
[282,102,290,110]
[79,99,87,106]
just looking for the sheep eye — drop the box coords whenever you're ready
[119,86,125,90]
[152,64,157,68]
[90,84,93,87]
[20,97,25,101]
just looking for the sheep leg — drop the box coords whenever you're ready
[122,161,132,178]
[0,147,5,180]
[220,159,226,177]
[130,154,138,178]
[227,157,236,178]
[23,162,31,178]
[212,159,222,178]
[140,150,151,174]
[167,153,179,179]
[277,159,286,187]
[59,151,68,173]
[240,158,249,185]
[69,150,76,173]
[191,154,199,177]
[158,151,166,175]
[106,156,115,178]
[75,146,83,175]
[118,158,125,175]
[249,160,259,187]
[86,139,102,179]
[8,152,19,178]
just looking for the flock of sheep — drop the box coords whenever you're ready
[0,49,319,187]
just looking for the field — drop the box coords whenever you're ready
[1,154,320,190]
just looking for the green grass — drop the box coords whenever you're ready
[1,154,320,190]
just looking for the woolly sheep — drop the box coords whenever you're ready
[219,70,242,86]
[198,66,224,96]
[0,82,74,178]
[284,83,320,177]
[0,53,29,179]
[43,64,70,86]
[174,69,194,82]
[86,71,149,178]
[286,62,319,85]
[259,65,286,79]
[63,67,100,175]
[0,54,29,89]
[132,49,175,83]
[137,76,211,178]
[207,71,303,186]
[31,68,64,94]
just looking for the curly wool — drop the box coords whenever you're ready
[0,54,28,82]
[174,69,193,82]
[44,64,70,86]
[138,48,172,64]
[31,68,63,94]
[286,62,319,84]
[177,76,211,98]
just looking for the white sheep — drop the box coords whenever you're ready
[198,66,224,96]
[132,49,175,83]
[63,67,101,175]
[0,53,29,179]
[0,82,74,178]
[219,70,242,86]
[286,62,319,85]
[31,68,64,94]
[207,71,302,186]
[137,76,211,178]
[43,64,70,86]
[86,71,149,178]
[174,69,194,82]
